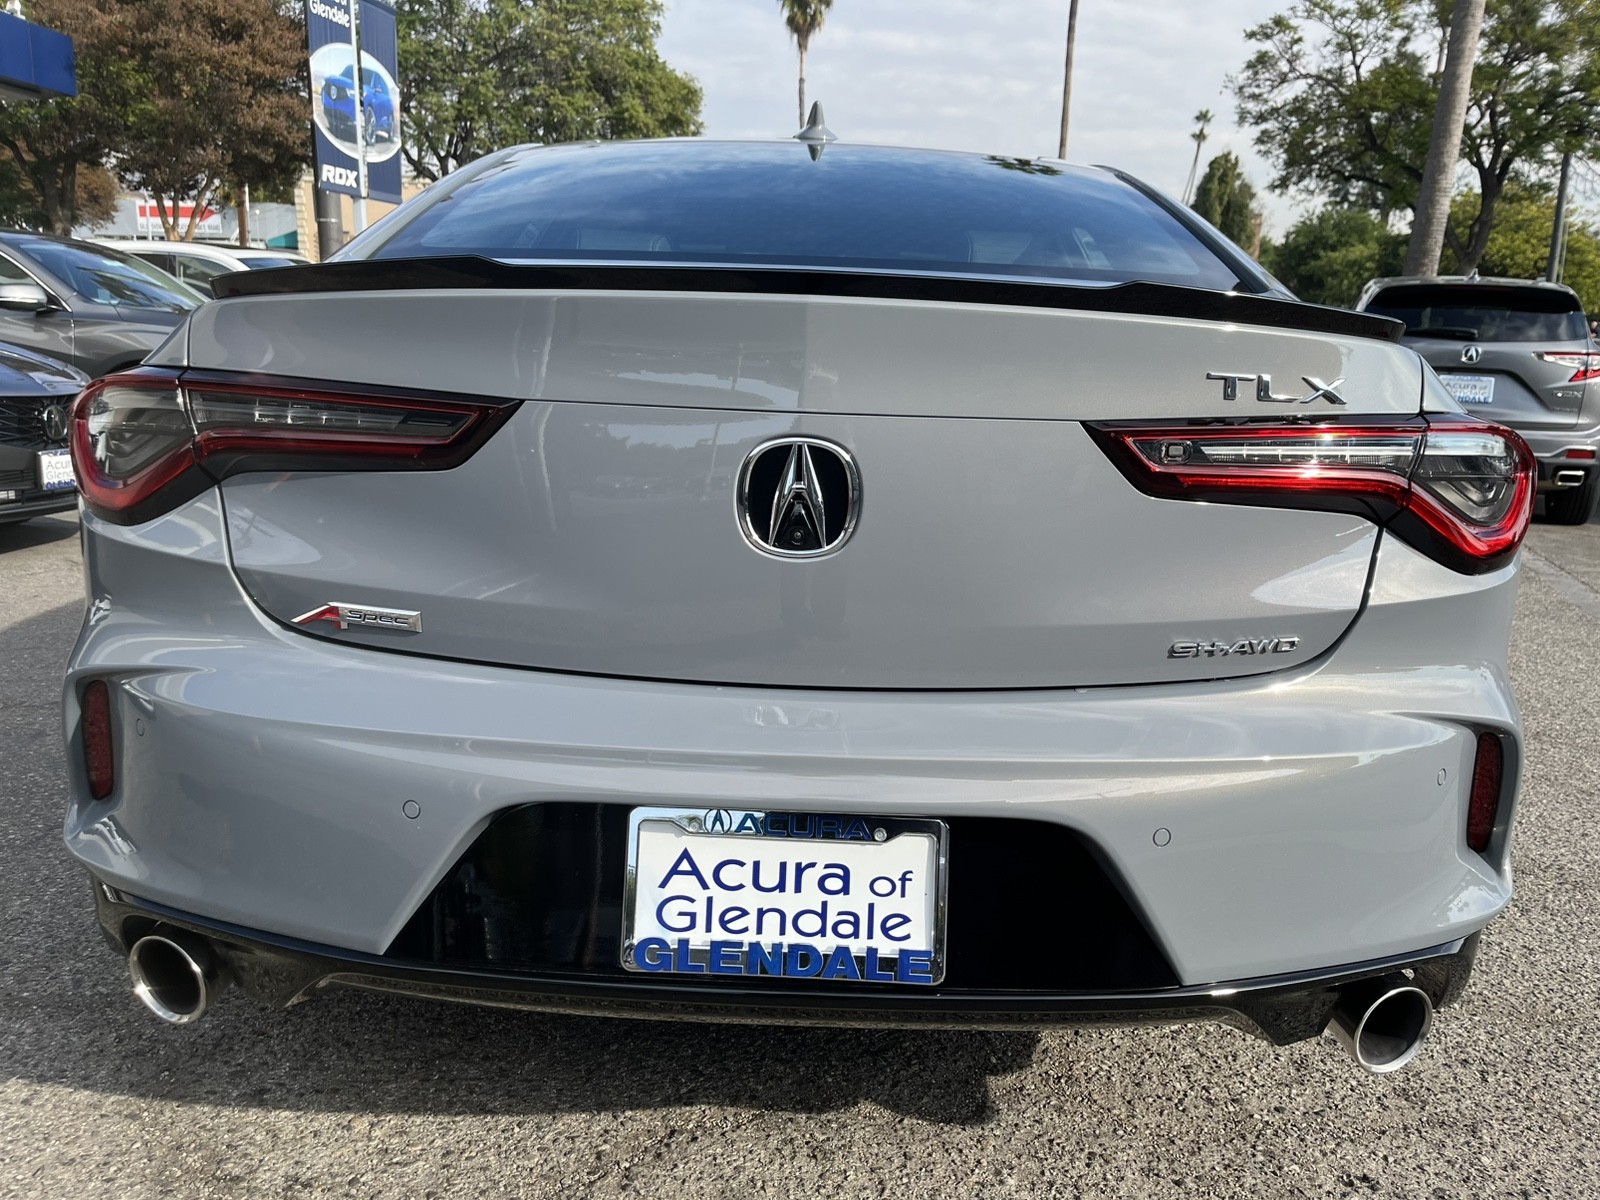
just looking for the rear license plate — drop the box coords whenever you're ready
[1441,373,1495,405]
[623,808,947,985]
[37,449,76,492]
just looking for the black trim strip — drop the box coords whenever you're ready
[93,882,1479,1043]
[214,256,1405,343]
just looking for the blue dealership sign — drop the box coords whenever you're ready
[306,0,402,204]
[0,11,77,101]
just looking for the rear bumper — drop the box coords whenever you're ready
[64,494,1523,993]
[0,490,76,523]
[1519,425,1600,489]
[0,440,76,522]
[91,881,1481,1043]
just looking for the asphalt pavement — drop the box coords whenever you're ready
[2,509,1598,1199]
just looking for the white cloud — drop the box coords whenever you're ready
[658,0,1311,234]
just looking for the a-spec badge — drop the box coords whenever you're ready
[293,602,423,633]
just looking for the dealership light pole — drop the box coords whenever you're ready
[349,1,369,232]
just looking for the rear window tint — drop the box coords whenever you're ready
[368,143,1244,291]
[1366,284,1587,342]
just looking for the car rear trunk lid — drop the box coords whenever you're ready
[191,288,1422,689]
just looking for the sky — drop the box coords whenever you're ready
[657,0,1309,234]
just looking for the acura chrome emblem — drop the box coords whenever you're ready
[1461,344,1483,364]
[737,437,860,558]
[41,403,70,443]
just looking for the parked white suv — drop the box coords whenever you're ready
[94,240,307,296]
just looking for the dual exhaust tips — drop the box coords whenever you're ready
[126,930,1436,1072]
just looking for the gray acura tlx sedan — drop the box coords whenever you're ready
[64,139,1531,1073]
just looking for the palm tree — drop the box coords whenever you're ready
[779,0,834,129]
[1404,0,1487,275]
[1182,110,1212,205]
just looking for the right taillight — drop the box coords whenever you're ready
[1467,732,1505,853]
[71,369,516,524]
[1535,350,1600,382]
[1089,417,1534,574]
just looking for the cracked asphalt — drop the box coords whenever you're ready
[2,509,1598,1199]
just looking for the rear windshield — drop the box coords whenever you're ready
[367,142,1245,291]
[1366,284,1587,342]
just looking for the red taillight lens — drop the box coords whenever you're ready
[70,375,199,520]
[71,370,514,524]
[1467,732,1505,853]
[1089,417,1534,574]
[1535,351,1600,382]
[80,679,115,800]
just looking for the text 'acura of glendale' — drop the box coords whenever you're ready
[64,135,1533,1074]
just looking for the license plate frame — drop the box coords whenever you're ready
[1441,373,1495,406]
[37,448,76,492]
[622,807,949,986]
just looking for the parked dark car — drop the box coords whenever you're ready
[1356,275,1600,523]
[0,340,84,524]
[321,66,397,146]
[0,231,203,379]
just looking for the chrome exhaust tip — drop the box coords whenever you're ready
[128,931,218,1025]
[1553,469,1587,488]
[1325,975,1434,1073]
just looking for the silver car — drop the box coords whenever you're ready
[63,141,1533,1073]
[0,231,202,377]
[1357,275,1599,523]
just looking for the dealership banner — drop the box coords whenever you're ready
[306,0,402,204]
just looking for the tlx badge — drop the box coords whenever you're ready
[1206,372,1347,405]
[293,602,423,633]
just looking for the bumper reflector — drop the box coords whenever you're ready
[81,679,114,800]
[1467,732,1504,853]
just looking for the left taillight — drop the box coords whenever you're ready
[71,371,514,524]
[1088,417,1535,575]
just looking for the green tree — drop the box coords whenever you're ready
[0,0,144,234]
[1445,186,1600,310]
[114,0,308,240]
[779,0,834,129]
[1263,207,1407,306]
[1233,0,1600,274]
[398,0,702,182]
[1191,151,1261,249]
[0,153,112,230]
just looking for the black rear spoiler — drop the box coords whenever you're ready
[215,256,1405,343]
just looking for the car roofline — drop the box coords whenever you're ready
[1356,274,1582,310]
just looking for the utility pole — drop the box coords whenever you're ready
[1403,0,1487,275]
[1547,152,1573,283]
[349,0,369,234]
[1056,0,1081,159]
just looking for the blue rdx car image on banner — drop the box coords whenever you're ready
[305,0,401,203]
